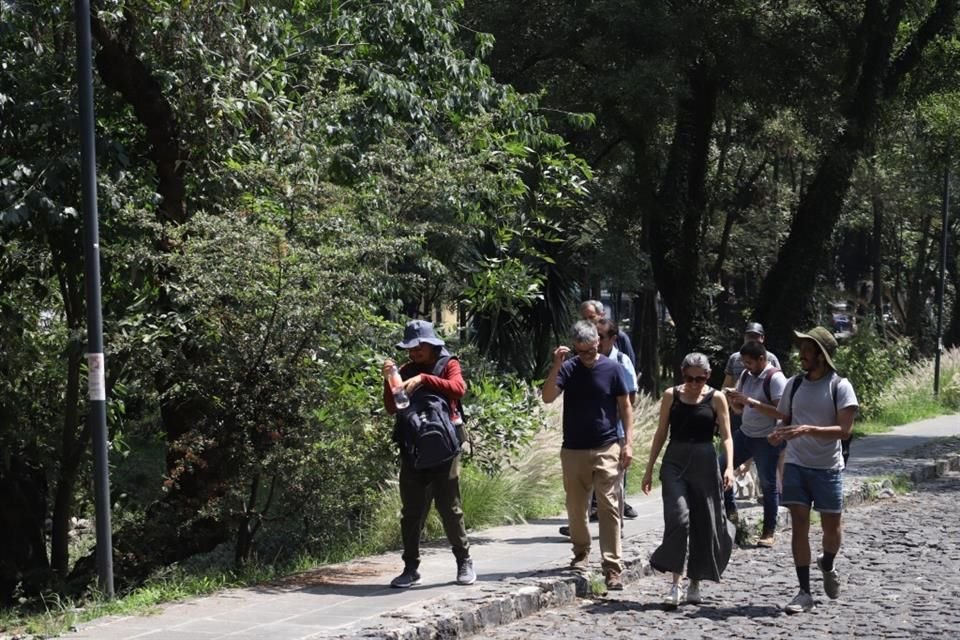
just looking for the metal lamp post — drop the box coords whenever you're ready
[75,0,115,598]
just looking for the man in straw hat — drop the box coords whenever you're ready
[768,326,858,614]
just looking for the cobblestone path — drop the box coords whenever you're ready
[484,471,960,640]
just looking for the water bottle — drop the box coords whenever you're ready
[385,364,410,409]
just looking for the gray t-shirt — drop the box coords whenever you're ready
[776,372,859,470]
[725,350,781,380]
[737,364,787,438]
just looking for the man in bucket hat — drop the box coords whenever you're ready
[382,320,475,588]
[769,326,858,614]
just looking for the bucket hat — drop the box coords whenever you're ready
[793,326,838,371]
[744,322,765,336]
[396,320,445,349]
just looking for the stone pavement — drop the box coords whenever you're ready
[66,414,960,640]
[482,469,960,639]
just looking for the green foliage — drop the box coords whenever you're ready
[833,323,912,419]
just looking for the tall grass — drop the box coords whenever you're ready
[856,347,960,436]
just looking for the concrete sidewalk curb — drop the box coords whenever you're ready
[355,449,960,640]
[331,546,656,639]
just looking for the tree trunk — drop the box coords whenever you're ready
[645,60,721,376]
[634,290,659,394]
[906,210,934,345]
[756,0,959,355]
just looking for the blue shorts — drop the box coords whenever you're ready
[781,463,843,514]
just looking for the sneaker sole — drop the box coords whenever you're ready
[456,577,476,585]
[390,579,421,589]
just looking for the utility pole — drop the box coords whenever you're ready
[934,167,950,397]
[76,0,115,597]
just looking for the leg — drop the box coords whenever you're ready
[788,505,812,568]
[750,438,783,534]
[430,456,470,562]
[398,458,431,570]
[685,445,734,582]
[592,442,623,575]
[649,455,690,575]
[561,448,594,559]
[821,512,842,555]
[721,429,751,516]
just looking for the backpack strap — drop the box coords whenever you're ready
[432,355,451,377]
[786,376,804,424]
[762,368,781,404]
[736,368,748,391]
[787,373,843,421]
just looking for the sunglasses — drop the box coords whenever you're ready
[683,375,708,383]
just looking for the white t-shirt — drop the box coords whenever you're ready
[776,372,859,470]
[737,364,787,438]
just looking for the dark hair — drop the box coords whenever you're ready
[596,318,618,339]
[739,340,767,360]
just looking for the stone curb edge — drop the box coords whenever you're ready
[344,452,960,640]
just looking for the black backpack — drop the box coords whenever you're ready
[396,356,462,469]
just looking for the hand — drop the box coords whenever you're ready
[722,467,735,491]
[726,390,747,406]
[552,345,570,367]
[401,374,423,394]
[641,470,653,495]
[382,359,396,377]
[619,443,633,470]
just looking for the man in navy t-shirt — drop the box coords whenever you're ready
[542,320,633,592]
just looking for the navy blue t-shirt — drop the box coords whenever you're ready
[556,355,627,449]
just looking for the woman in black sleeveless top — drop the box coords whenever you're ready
[641,352,735,608]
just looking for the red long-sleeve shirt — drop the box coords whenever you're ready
[383,357,466,422]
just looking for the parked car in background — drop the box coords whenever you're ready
[830,301,857,340]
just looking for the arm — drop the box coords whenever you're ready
[641,391,673,494]
[714,391,734,490]
[382,359,398,414]
[773,406,857,441]
[618,394,633,469]
[541,346,569,403]
[618,332,637,367]
[417,358,466,399]
[740,395,789,422]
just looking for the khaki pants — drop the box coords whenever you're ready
[561,442,622,574]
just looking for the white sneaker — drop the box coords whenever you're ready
[686,580,702,604]
[663,584,683,608]
[784,589,814,614]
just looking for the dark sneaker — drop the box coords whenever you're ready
[558,525,570,537]
[605,571,624,591]
[784,589,814,614]
[623,503,639,519]
[456,558,476,585]
[817,554,840,599]
[390,568,421,588]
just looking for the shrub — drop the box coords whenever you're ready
[833,323,911,419]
